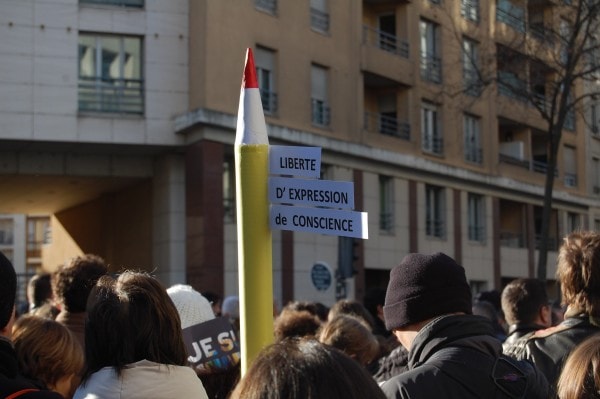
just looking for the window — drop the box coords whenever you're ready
[255,47,277,115]
[311,64,330,127]
[595,218,600,232]
[425,185,445,238]
[379,175,394,233]
[78,34,143,114]
[463,37,481,96]
[378,14,397,53]
[310,0,329,33]
[420,19,441,84]
[563,146,577,187]
[461,0,479,22]
[421,101,443,155]
[80,0,143,7]
[468,193,485,242]
[594,157,600,195]
[592,101,599,135]
[464,114,482,164]
[255,0,276,14]
[223,158,235,223]
[566,212,580,233]
[0,218,14,245]
[496,0,525,33]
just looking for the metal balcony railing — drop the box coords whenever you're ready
[535,234,558,251]
[564,173,577,187]
[78,77,144,114]
[260,89,278,115]
[500,231,525,248]
[379,212,394,232]
[465,146,483,164]
[468,225,485,242]
[80,0,144,7]
[362,26,409,59]
[461,0,480,22]
[364,112,410,140]
[310,8,329,32]
[426,219,445,238]
[255,0,276,14]
[311,98,330,127]
[496,1,526,33]
[420,54,442,84]
[423,134,444,155]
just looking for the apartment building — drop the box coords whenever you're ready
[0,0,596,307]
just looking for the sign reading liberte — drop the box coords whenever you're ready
[269,145,368,239]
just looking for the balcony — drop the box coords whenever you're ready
[465,146,483,164]
[80,0,144,7]
[496,0,526,33]
[423,135,443,155]
[260,89,278,115]
[364,112,410,140]
[311,98,330,127]
[420,54,442,84]
[564,173,577,187]
[362,25,409,59]
[310,7,330,33]
[78,77,144,114]
[500,231,525,248]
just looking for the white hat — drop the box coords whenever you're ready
[167,284,215,329]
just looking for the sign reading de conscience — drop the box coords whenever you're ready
[269,145,368,239]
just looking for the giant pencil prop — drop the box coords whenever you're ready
[234,48,273,375]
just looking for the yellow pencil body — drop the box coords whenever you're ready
[235,143,273,375]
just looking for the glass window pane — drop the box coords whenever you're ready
[79,35,97,78]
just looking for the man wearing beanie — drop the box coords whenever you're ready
[380,252,548,399]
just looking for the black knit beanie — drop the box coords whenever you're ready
[383,252,472,330]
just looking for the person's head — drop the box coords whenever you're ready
[12,315,84,398]
[501,278,550,327]
[202,291,223,317]
[167,284,215,329]
[230,338,386,399]
[273,309,321,341]
[83,271,188,380]
[556,231,600,316]
[282,300,329,322]
[53,254,108,313]
[318,314,380,366]
[0,251,17,338]
[328,299,376,331]
[27,273,53,311]
[383,252,472,349]
[557,333,600,399]
[363,287,387,322]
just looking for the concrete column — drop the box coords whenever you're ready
[152,154,186,287]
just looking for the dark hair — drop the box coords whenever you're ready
[501,278,548,325]
[53,254,108,312]
[27,273,53,309]
[328,299,376,331]
[282,300,329,322]
[83,271,188,381]
[0,251,16,330]
[230,339,386,399]
[274,309,321,341]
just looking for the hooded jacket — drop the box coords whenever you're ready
[380,314,549,399]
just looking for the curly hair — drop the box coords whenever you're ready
[556,231,600,316]
[52,254,108,313]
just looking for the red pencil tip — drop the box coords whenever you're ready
[243,48,259,89]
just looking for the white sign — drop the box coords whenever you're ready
[269,145,321,178]
[269,177,354,209]
[270,204,368,239]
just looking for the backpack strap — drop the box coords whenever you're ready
[5,389,39,399]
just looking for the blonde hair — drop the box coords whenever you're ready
[12,315,84,389]
[556,231,600,316]
[557,333,600,399]
[318,314,380,365]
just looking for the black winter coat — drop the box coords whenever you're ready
[380,315,549,399]
[504,314,600,395]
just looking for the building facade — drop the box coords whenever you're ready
[1,0,597,307]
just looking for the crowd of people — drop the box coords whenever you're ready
[2,230,600,398]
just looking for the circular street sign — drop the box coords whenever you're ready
[311,262,332,291]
